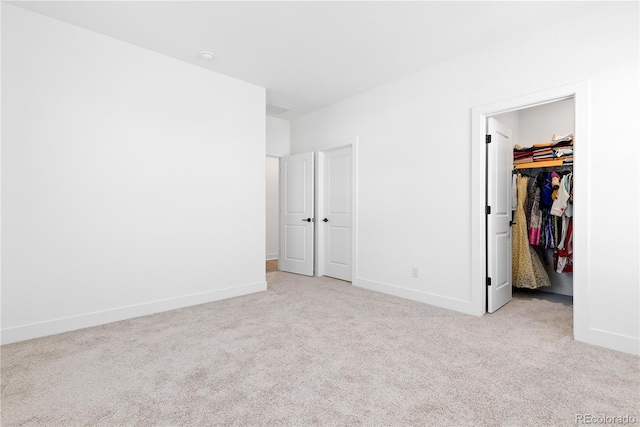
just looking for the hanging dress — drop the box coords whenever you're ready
[528,184,542,246]
[512,174,551,289]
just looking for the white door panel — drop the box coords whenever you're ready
[321,147,352,281]
[284,225,307,260]
[280,153,314,276]
[487,117,513,312]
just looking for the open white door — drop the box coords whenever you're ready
[279,152,314,276]
[320,146,352,281]
[487,117,513,312]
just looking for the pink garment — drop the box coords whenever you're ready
[528,186,543,246]
[529,228,541,246]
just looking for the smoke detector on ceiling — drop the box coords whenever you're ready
[266,103,291,115]
[199,51,215,61]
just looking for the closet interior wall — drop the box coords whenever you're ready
[494,98,575,296]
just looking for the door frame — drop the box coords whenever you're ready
[265,155,280,262]
[312,138,358,281]
[470,81,590,343]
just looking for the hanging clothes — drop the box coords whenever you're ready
[556,218,573,273]
[541,207,556,249]
[511,174,518,212]
[528,184,542,246]
[512,132,574,286]
[512,174,551,289]
[540,173,555,208]
[551,173,572,217]
[554,173,574,273]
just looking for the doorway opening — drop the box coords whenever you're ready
[471,81,590,343]
[266,156,280,273]
[488,98,575,312]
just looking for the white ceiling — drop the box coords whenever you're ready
[10,1,590,121]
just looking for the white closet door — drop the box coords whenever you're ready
[487,117,513,313]
[279,152,314,276]
[320,146,352,281]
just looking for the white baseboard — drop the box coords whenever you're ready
[266,254,279,261]
[539,283,573,296]
[354,277,476,316]
[584,328,640,355]
[356,278,638,355]
[1,281,267,345]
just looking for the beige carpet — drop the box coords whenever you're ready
[2,272,638,426]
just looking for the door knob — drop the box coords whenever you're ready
[302,218,311,222]
[323,218,329,222]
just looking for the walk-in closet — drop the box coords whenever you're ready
[494,98,575,299]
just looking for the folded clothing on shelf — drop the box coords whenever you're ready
[513,133,574,165]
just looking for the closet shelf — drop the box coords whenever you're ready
[514,159,567,169]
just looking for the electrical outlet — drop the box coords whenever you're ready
[412,266,419,278]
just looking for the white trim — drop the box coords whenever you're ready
[1,281,267,345]
[471,81,591,342]
[313,137,359,282]
[587,329,640,356]
[316,151,327,277]
[352,139,359,283]
[539,283,573,297]
[355,278,475,315]
[265,155,280,267]
[309,137,356,155]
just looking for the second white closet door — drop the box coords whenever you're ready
[320,146,352,281]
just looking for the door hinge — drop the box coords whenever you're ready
[487,277,492,286]
[486,135,492,143]
[486,206,491,215]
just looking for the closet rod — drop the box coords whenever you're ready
[513,164,573,169]
[513,166,573,174]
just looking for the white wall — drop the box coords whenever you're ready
[266,116,290,157]
[519,99,575,147]
[1,5,266,343]
[291,3,639,354]
[266,157,279,260]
